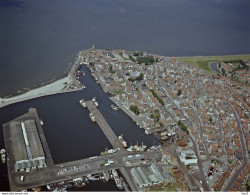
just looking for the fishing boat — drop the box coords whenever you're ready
[92,97,99,107]
[111,169,123,190]
[1,153,6,163]
[89,113,96,122]
[118,134,127,148]
[111,104,119,110]
[79,99,86,108]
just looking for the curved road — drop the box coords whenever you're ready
[222,101,248,191]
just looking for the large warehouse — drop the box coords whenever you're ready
[130,164,168,188]
[9,119,46,172]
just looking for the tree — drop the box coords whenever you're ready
[130,105,140,115]
[221,68,226,75]
[209,116,213,123]
[109,65,115,74]
[178,120,189,135]
[218,62,221,69]
[177,89,182,96]
[154,112,161,122]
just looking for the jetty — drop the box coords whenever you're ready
[85,101,125,150]
[0,52,84,109]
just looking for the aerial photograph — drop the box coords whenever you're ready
[0,0,250,193]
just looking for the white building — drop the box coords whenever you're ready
[179,149,198,165]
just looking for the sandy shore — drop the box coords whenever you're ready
[0,53,85,109]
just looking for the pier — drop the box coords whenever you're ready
[3,108,162,191]
[0,53,84,109]
[85,101,125,150]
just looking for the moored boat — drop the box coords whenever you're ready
[111,169,123,190]
[111,104,119,110]
[92,97,99,107]
[118,134,127,148]
[89,113,96,122]
[80,99,87,108]
[1,153,6,163]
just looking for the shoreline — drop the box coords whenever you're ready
[0,52,84,109]
[1,49,249,109]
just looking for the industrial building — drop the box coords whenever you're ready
[130,164,168,188]
[9,119,46,172]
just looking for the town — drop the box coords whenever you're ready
[1,47,249,192]
[82,47,250,192]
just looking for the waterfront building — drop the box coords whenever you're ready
[9,120,46,172]
[130,164,167,188]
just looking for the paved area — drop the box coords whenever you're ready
[86,101,125,150]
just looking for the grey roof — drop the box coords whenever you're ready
[130,165,166,187]
[9,120,46,171]
[130,72,140,78]
[24,120,45,159]
[10,122,28,162]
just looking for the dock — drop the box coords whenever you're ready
[2,108,162,192]
[3,108,54,191]
[85,101,125,150]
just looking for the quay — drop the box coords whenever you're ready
[3,108,162,191]
[85,101,125,150]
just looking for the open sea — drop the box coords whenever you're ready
[0,0,250,191]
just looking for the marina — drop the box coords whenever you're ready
[1,104,161,192]
[0,65,159,192]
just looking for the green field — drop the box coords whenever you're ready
[80,49,89,57]
[178,54,250,74]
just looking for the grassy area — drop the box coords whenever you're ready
[118,53,130,61]
[80,49,89,57]
[149,184,177,192]
[178,54,250,74]
[111,90,123,95]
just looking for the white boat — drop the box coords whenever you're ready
[118,134,127,148]
[1,153,6,163]
[112,169,123,190]
[80,99,87,108]
[89,113,96,123]
[92,97,99,107]
[0,149,5,154]
[122,141,127,148]
[40,120,44,126]
[111,104,119,110]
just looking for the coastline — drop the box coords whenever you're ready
[0,52,85,109]
[1,49,249,109]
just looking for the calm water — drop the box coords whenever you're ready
[1,0,250,191]
[1,0,250,96]
[0,66,158,191]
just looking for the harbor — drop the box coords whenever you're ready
[2,105,161,191]
[0,63,159,192]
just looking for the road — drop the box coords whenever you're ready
[154,81,211,191]
[8,149,162,191]
[222,101,248,191]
